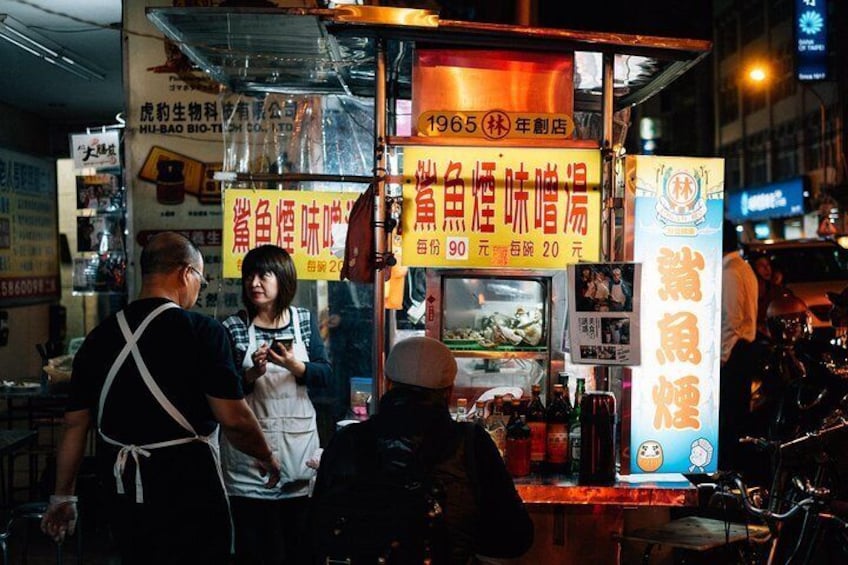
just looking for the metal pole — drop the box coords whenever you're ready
[597,52,614,393]
[601,52,615,264]
[373,37,388,404]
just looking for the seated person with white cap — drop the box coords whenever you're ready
[311,336,534,564]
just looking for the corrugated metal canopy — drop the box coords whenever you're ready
[146,5,711,111]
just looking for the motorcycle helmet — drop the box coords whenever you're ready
[766,294,812,345]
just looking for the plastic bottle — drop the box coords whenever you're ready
[570,377,586,474]
[484,395,507,458]
[455,398,468,422]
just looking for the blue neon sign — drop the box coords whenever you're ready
[795,0,828,81]
[726,177,807,222]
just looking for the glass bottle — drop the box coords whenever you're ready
[526,383,547,473]
[455,398,468,422]
[545,383,571,473]
[473,400,486,426]
[562,375,574,413]
[505,398,531,477]
[484,395,507,458]
[570,377,586,474]
[557,372,570,392]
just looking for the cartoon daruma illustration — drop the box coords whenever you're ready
[636,440,664,472]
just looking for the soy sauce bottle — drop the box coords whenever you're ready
[505,399,531,477]
[526,384,547,473]
[545,384,571,474]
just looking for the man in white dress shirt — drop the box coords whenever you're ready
[719,220,758,471]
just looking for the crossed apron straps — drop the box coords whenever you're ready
[97,301,222,504]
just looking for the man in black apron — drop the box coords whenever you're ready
[42,232,281,565]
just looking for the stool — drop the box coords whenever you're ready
[0,501,82,564]
[616,516,771,564]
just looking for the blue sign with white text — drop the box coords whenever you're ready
[795,0,828,81]
[725,177,806,222]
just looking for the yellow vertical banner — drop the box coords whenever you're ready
[222,189,359,280]
[401,146,601,268]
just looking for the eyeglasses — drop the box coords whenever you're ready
[186,265,209,291]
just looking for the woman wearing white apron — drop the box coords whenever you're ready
[221,245,331,565]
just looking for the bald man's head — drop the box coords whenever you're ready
[140,232,202,277]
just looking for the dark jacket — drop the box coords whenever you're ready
[312,386,534,563]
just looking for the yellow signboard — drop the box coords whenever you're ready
[401,146,601,268]
[417,111,574,140]
[222,189,359,280]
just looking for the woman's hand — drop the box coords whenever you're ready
[251,344,270,378]
[267,341,306,378]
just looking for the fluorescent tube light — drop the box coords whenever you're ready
[0,13,106,81]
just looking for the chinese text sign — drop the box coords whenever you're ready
[401,146,601,269]
[627,155,725,475]
[71,131,121,170]
[0,148,59,304]
[222,189,358,280]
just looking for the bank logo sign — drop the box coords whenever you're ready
[795,0,828,81]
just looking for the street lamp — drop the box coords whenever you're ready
[747,63,826,182]
[747,63,836,236]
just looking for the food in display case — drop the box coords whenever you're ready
[440,277,547,351]
[426,269,566,416]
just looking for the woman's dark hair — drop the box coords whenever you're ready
[241,245,297,322]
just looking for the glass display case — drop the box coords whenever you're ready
[425,269,566,411]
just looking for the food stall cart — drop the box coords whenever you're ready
[145,5,712,562]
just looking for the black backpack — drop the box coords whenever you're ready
[311,421,476,564]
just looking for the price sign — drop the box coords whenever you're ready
[446,237,469,261]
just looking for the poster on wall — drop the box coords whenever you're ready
[567,262,641,365]
[76,172,123,212]
[625,155,724,475]
[72,252,126,294]
[126,1,314,317]
[0,148,59,305]
[76,215,124,253]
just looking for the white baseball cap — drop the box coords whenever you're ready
[384,336,457,390]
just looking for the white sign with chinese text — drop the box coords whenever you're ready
[626,155,725,475]
[71,131,121,170]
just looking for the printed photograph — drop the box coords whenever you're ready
[574,263,635,313]
[601,318,630,345]
[76,173,123,212]
[76,215,124,253]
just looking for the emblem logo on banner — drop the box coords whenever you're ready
[655,168,707,231]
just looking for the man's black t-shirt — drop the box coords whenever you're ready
[69,297,243,503]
